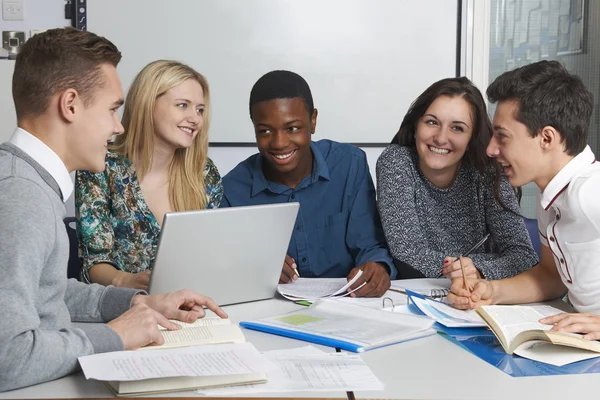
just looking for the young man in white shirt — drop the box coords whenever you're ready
[448,60,600,339]
[0,28,226,391]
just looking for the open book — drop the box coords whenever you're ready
[240,298,436,352]
[146,318,245,350]
[476,304,600,366]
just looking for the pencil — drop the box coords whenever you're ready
[459,256,471,294]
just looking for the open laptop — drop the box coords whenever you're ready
[148,202,299,306]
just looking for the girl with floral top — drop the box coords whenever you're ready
[75,60,222,289]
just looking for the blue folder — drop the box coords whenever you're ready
[239,321,366,352]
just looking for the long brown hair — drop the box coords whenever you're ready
[392,77,520,209]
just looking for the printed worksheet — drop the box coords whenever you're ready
[78,342,272,381]
[196,346,383,395]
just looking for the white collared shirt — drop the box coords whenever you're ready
[537,145,600,313]
[8,128,73,202]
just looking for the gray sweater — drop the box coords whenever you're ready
[0,143,140,392]
[376,145,538,280]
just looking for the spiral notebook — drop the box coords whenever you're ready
[389,278,451,298]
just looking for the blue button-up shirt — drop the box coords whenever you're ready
[222,140,396,279]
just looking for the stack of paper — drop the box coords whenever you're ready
[78,342,272,396]
[196,345,384,395]
[277,269,364,301]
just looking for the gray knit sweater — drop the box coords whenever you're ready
[0,143,140,392]
[376,145,538,279]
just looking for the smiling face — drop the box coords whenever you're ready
[414,95,473,186]
[487,100,544,188]
[153,78,205,152]
[70,64,125,172]
[251,97,316,187]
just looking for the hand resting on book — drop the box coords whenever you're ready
[540,313,600,341]
[107,289,228,350]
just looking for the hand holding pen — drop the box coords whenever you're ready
[441,234,490,281]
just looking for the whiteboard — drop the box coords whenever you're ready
[89,0,459,145]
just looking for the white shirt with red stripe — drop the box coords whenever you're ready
[537,145,600,313]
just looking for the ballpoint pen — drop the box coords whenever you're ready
[458,234,490,293]
[440,233,491,278]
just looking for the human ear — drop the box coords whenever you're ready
[310,108,318,134]
[539,126,560,151]
[58,89,80,123]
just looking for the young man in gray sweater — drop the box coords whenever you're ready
[0,28,226,392]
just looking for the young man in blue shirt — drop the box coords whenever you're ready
[222,70,395,297]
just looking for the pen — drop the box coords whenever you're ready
[440,233,491,278]
[462,233,491,258]
[458,234,490,293]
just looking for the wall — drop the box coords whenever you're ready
[1,0,68,139]
[87,0,458,145]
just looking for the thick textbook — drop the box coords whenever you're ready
[240,299,436,352]
[476,304,600,365]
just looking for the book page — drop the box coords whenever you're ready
[78,342,273,381]
[149,324,245,350]
[480,305,562,345]
[158,318,231,331]
[514,340,600,367]
[196,346,383,395]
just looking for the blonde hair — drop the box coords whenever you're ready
[112,60,211,211]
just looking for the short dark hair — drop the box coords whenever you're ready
[249,70,314,119]
[12,27,122,119]
[486,60,593,155]
[392,77,492,175]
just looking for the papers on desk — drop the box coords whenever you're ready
[277,270,364,301]
[406,290,487,328]
[241,298,436,352]
[78,342,271,381]
[196,345,383,395]
[78,342,272,396]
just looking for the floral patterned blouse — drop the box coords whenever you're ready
[75,150,223,283]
